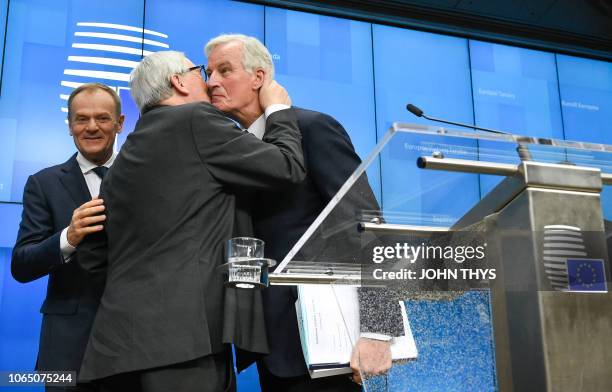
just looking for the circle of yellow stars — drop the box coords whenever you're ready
[575,262,598,288]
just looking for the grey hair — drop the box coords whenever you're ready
[67,83,122,122]
[205,34,275,80]
[129,51,189,112]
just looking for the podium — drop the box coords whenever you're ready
[268,123,612,391]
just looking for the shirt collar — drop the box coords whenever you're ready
[76,151,117,174]
[246,114,266,140]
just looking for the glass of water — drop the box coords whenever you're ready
[226,237,264,262]
[224,237,273,289]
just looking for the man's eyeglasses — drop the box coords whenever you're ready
[186,65,207,81]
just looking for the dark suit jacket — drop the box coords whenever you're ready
[76,102,305,381]
[11,154,104,374]
[249,108,402,377]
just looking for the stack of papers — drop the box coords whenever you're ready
[296,285,418,378]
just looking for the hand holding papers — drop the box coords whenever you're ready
[296,285,418,378]
[350,337,392,385]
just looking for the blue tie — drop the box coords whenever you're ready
[92,166,108,180]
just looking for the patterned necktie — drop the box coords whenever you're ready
[92,166,108,180]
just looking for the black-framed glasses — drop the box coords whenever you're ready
[186,64,207,81]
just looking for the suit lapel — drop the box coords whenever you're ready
[59,154,91,207]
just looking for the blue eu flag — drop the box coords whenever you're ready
[567,259,607,292]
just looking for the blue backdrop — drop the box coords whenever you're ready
[0,0,611,391]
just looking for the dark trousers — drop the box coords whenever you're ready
[256,362,360,392]
[97,350,235,392]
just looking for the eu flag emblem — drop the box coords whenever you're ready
[567,259,607,292]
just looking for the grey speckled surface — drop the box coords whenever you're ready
[362,290,497,392]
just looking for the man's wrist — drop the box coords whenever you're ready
[60,227,76,263]
[264,104,290,118]
[360,333,392,342]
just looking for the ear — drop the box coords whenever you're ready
[170,74,189,96]
[115,114,125,134]
[252,68,265,90]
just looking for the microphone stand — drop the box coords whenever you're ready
[406,103,532,161]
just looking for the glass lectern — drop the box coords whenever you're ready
[267,123,612,392]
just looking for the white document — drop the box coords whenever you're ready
[296,285,418,378]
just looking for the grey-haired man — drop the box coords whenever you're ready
[205,34,403,391]
[76,51,305,392]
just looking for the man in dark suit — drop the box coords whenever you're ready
[12,83,125,391]
[205,34,403,391]
[75,50,305,392]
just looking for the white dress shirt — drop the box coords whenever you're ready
[60,152,117,262]
[246,104,290,139]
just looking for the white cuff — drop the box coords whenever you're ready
[60,227,76,263]
[264,104,290,119]
[360,333,392,342]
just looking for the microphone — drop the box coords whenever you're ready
[406,104,423,118]
[406,103,532,161]
[406,103,507,135]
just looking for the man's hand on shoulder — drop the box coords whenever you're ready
[259,77,291,109]
[66,198,106,247]
[349,337,392,385]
